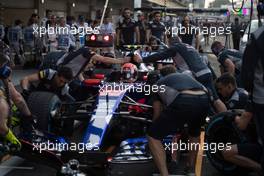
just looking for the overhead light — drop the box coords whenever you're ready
[41,0,45,4]
[72,3,76,7]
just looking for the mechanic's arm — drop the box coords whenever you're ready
[8,81,31,116]
[152,100,162,121]
[164,33,168,46]
[195,34,200,50]
[116,28,121,47]
[219,65,225,75]
[20,73,40,91]
[235,99,253,130]
[146,29,151,44]
[135,26,140,44]
[136,47,176,63]
[224,59,235,75]
[91,54,129,64]
[78,73,85,81]
[235,111,253,130]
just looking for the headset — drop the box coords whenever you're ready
[0,63,11,79]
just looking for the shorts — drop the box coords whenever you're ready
[148,93,209,140]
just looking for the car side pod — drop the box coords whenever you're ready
[205,111,248,175]
[83,79,102,86]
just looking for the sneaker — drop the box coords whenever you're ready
[4,129,21,152]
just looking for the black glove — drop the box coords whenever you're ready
[20,114,37,134]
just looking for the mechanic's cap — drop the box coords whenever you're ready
[121,63,138,83]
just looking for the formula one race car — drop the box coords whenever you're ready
[16,66,159,176]
[2,37,182,176]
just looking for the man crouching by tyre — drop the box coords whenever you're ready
[148,66,209,176]
[20,66,74,101]
[224,23,264,175]
[0,53,35,150]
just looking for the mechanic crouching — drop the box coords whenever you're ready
[215,73,248,110]
[20,66,74,101]
[224,23,264,175]
[0,53,34,150]
[147,66,210,176]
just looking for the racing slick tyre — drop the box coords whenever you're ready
[27,91,61,132]
[205,111,249,175]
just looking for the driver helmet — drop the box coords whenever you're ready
[121,63,138,83]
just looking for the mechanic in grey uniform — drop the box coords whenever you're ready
[131,42,227,113]
[58,47,129,80]
[211,41,243,86]
[20,66,74,100]
[21,47,130,97]
[223,25,264,175]
[147,67,209,176]
[215,73,248,109]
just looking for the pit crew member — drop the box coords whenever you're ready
[0,53,34,150]
[148,69,209,176]
[131,42,227,113]
[215,73,248,109]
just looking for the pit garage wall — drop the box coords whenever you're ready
[0,0,133,26]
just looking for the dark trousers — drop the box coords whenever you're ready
[148,94,209,140]
[233,37,240,50]
[253,103,264,171]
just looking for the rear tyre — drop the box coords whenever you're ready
[205,112,249,175]
[27,91,61,132]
